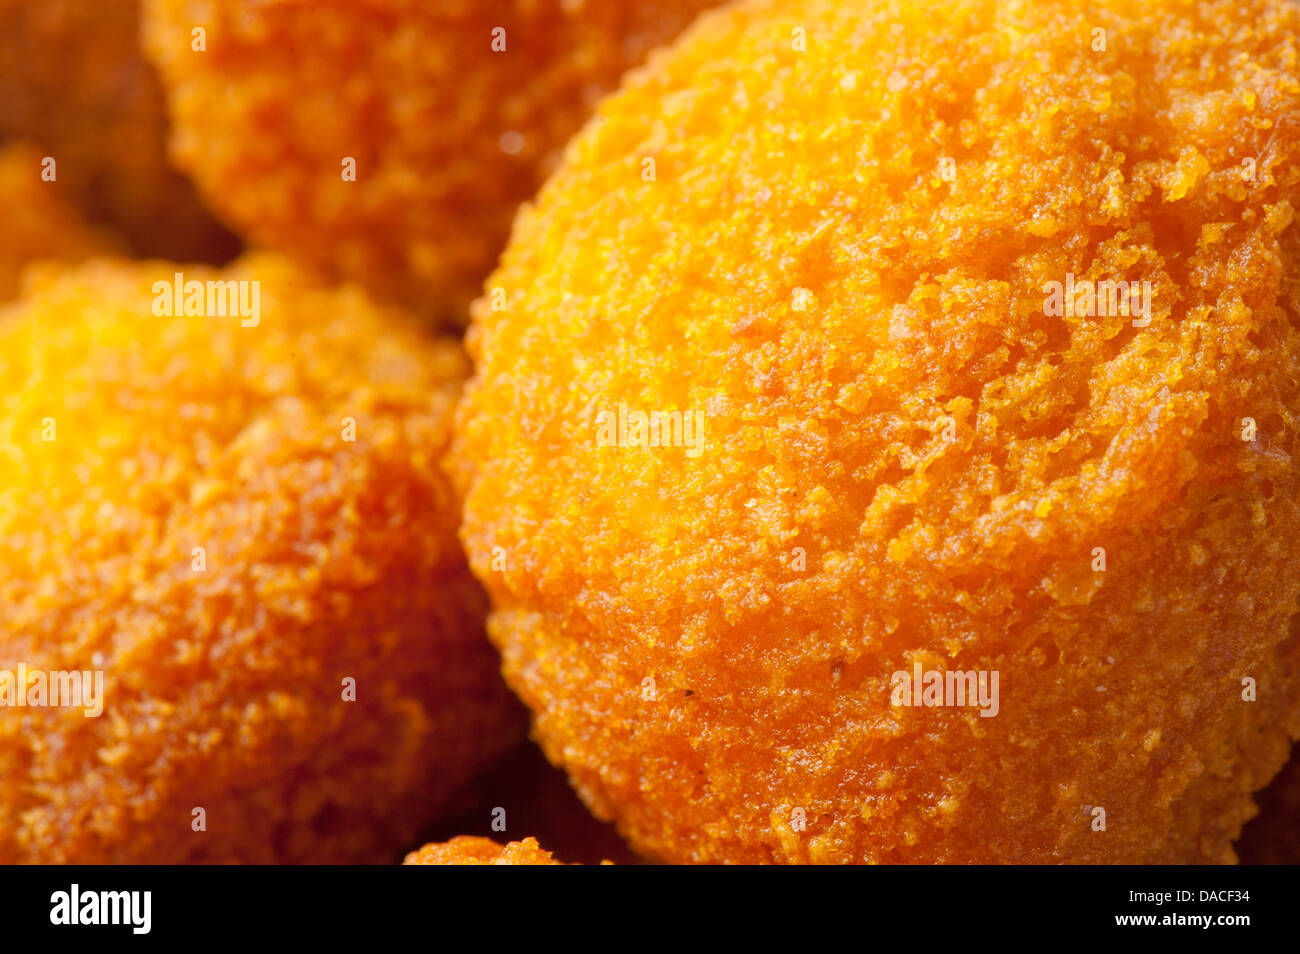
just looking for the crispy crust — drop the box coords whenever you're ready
[0,254,522,862]
[454,0,1300,863]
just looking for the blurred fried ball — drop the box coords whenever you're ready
[0,0,237,262]
[0,142,124,300]
[452,0,1300,863]
[0,254,521,863]
[142,0,720,324]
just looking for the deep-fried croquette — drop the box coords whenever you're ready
[0,255,521,863]
[452,0,1300,863]
[142,0,720,323]
[0,0,236,261]
[404,836,560,866]
[0,142,123,300]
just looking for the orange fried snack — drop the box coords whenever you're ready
[142,0,719,324]
[0,0,236,262]
[0,254,522,863]
[452,0,1300,863]
[404,836,561,866]
[0,142,123,300]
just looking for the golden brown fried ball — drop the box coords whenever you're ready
[0,142,123,300]
[142,0,720,324]
[0,0,236,261]
[452,0,1300,863]
[404,836,560,866]
[0,254,522,863]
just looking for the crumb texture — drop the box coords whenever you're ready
[454,0,1300,863]
[0,254,521,863]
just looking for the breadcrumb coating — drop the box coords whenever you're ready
[0,0,237,261]
[0,254,522,863]
[0,142,123,300]
[142,0,720,324]
[404,836,560,866]
[453,0,1300,863]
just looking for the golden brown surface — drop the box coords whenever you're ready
[404,836,560,866]
[0,254,522,863]
[0,142,123,300]
[0,0,237,261]
[453,0,1300,863]
[142,0,719,324]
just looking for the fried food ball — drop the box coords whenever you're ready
[0,142,123,300]
[0,254,522,863]
[452,0,1300,863]
[1238,743,1300,864]
[404,836,560,866]
[0,0,237,261]
[142,0,720,324]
